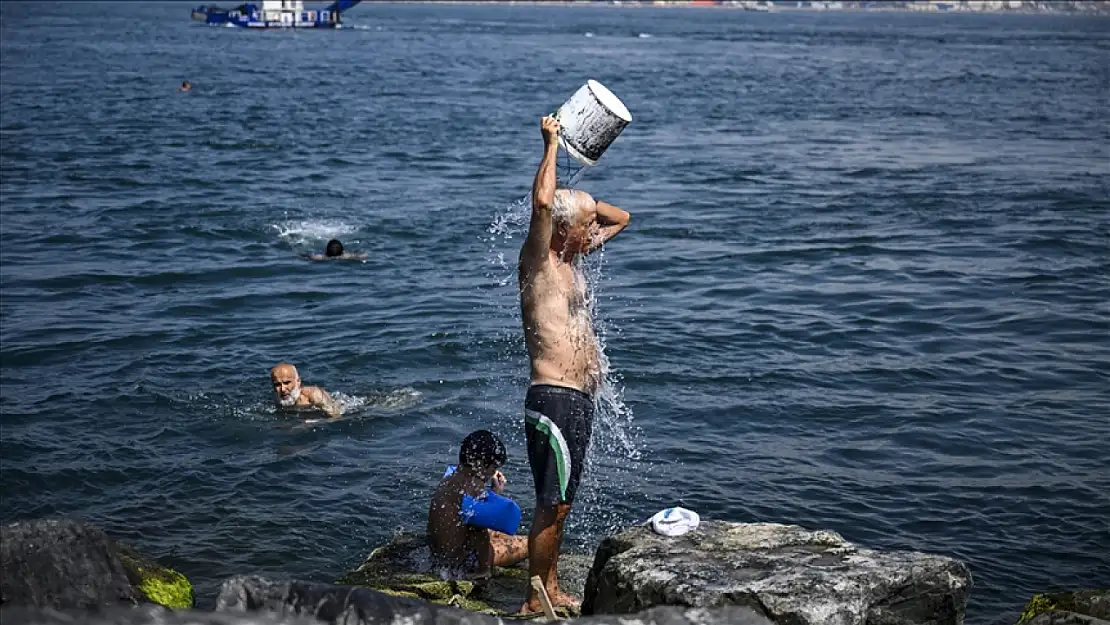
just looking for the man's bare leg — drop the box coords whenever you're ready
[520,503,579,613]
[491,531,529,567]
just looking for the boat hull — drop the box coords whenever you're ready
[195,3,352,29]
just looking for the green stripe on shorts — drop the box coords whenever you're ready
[525,409,570,501]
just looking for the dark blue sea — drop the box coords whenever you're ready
[1,2,1107,622]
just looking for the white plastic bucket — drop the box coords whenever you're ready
[554,80,632,168]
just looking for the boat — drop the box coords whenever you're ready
[192,0,362,29]
[191,4,227,20]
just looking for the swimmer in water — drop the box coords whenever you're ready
[427,430,528,580]
[269,362,340,419]
[178,80,192,92]
[518,115,631,615]
[302,239,368,262]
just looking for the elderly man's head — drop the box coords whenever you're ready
[551,188,598,256]
[270,363,301,406]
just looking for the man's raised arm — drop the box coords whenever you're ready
[587,200,631,254]
[520,116,562,272]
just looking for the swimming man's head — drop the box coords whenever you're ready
[325,239,344,257]
[270,362,301,406]
[552,188,598,257]
[459,429,507,477]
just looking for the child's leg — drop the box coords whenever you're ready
[490,530,529,567]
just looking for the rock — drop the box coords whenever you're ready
[335,530,593,616]
[0,603,323,625]
[215,574,773,625]
[216,574,504,624]
[1021,612,1110,625]
[0,518,194,611]
[582,520,972,625]
[115,542,195,609]
[572,605,776,625]
[0,602,773,625]
[1017,589,1110,624]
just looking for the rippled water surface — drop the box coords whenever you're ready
[2,3,1108,622]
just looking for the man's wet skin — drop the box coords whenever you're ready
[270,362,340,419]
[516,114,631,616]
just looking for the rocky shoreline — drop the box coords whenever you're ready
[2,517,1105,624]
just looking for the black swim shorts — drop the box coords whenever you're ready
[524,384,595,506]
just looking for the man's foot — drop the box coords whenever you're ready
[547,589,580,610]
[517,599,545,616]
[516,592,580,617]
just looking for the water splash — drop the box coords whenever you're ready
[271,219,359,247]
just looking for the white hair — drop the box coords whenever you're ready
[552,188,582,227]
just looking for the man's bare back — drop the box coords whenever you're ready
[427,431,528,579]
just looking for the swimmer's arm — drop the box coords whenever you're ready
[587,201,631,254]
[308,387,341,418]
[521,119,559,272]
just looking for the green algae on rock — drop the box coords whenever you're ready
[116,542,195,609]
[337,531,592,618]
[1016,589,1110,624]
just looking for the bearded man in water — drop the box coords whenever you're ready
[517,115,631,614]
[269,362,341,419]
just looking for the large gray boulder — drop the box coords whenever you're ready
[0,518,194,611]
[213,574,773,625]
[582,521,972,625]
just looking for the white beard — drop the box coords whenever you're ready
[278,387,301,407]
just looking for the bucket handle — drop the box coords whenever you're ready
[549,108,566,141]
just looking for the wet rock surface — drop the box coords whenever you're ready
[1017,589,1110,625]
[335,530,592,616]
[583,520,972,625]
[0,518,193,611]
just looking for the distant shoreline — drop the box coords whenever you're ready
[382,1,1108,16]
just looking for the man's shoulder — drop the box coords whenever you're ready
[302,385,329,399]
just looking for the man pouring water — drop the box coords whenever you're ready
[517,114,631,615]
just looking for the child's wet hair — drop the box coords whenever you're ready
[459,429,507,469]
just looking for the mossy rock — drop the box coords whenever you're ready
[1017,589,1110,624]
[338,531,591,618]
[115,543,194,609]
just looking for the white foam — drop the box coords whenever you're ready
[328,388,423,414]
[271,219,359,246]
